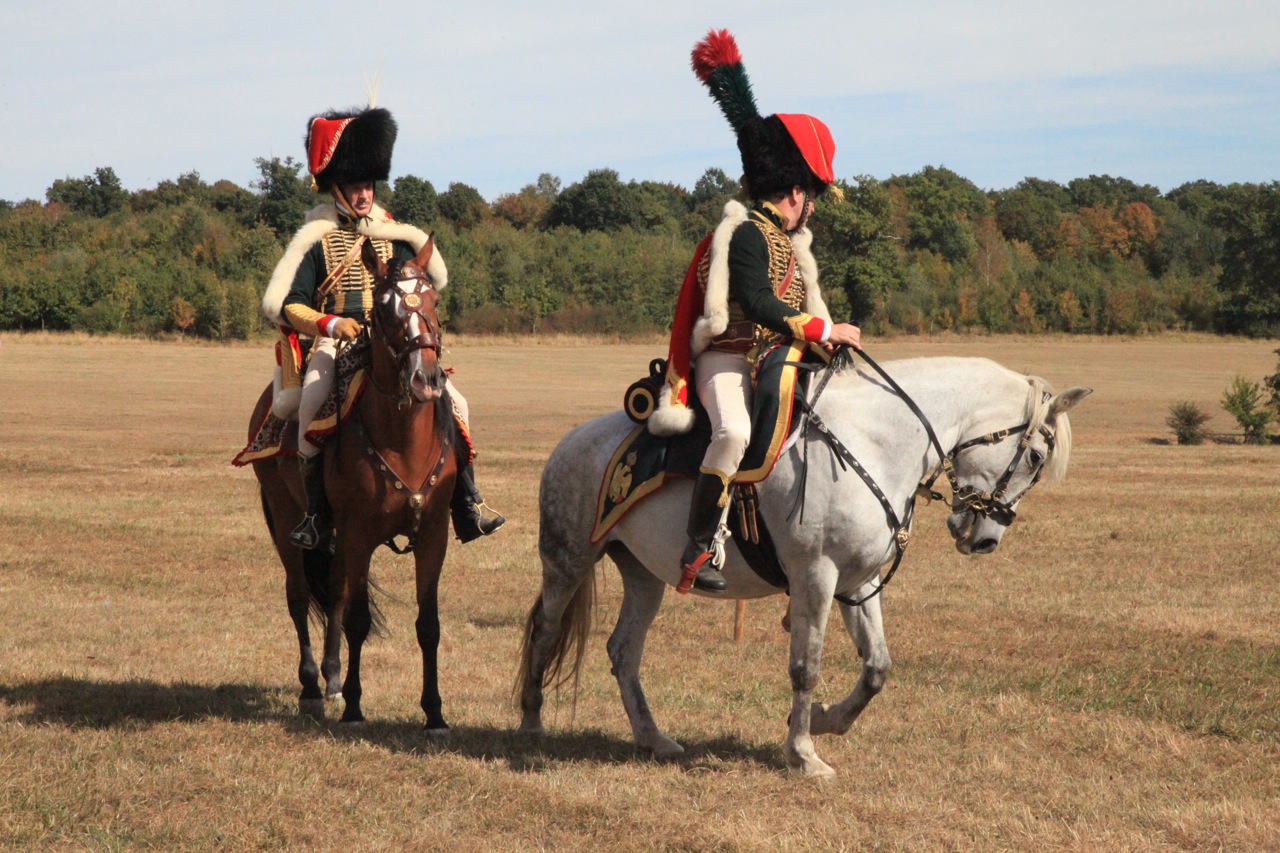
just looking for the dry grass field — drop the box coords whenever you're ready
[1,332,1278,851]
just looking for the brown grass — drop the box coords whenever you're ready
[1,331,1278,851]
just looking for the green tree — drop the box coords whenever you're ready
[1068,174,1159,210]
[890,165,988,264]
[546,169,644,233]
[437,181,489,227]
[46,166,129,217]
[390,174,438,225]
[252,156,312,238]
[1212,182,1280,336]
[812,176,905,329]
[1221,374,1273,443]
[993,186,1062,258]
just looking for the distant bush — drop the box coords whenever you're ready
[1165,400,1212,445]
[1221,375,1273,445]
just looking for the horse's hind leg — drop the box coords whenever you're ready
[809,579,892,737]
[606,545,683,759]
[516,546,597,736]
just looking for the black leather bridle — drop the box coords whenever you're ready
[797,346,1056,607]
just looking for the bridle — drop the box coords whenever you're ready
[367,257,443,407]
[931,413,1055,527]
[797,346,1056,606]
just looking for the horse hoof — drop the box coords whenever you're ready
[642,735,685,760]
[518,721,545,737]
[298,698,325,719]
[424,726,451,743]
[786,757,836,779]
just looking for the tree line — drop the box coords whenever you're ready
[1,159,1277,340]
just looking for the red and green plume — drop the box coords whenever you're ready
[691,29,760,135]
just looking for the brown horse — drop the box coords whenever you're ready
[248,238,457,733]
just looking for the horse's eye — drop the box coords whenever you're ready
[1028,449,1044,468]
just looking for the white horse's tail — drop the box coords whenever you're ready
[514,568,597,712]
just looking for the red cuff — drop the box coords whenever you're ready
[801,316,829,342]
[319,314,340,336]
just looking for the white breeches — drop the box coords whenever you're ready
[296,337,468,458]
[694,349,753,477]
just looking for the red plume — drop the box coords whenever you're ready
[691,29,742,83]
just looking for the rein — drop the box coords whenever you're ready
[796,346,1052,608]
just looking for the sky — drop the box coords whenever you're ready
[3,1,1277,204]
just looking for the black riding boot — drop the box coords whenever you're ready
[679,472,728,592]
[450,463,506,543]
[290,456,330,550]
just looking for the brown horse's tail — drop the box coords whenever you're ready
[514,567,597,713]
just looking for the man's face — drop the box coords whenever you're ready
[340,181,375,217]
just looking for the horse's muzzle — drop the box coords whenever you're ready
[947,510,1001,555]
[408,364,445,403]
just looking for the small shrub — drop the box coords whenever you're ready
[1165,400,1212,445]
[1221,375,1274,445]
[1264,347,1280,414]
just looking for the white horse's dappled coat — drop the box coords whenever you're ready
[518,356,1090,777]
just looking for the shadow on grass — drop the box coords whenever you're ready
[0,677,784,772]
[0,677,285,727]
[300,719,785,773]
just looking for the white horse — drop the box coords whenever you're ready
[516,355,1090,777]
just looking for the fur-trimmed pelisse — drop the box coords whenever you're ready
[692,29,834,200]
[307,106,397,192]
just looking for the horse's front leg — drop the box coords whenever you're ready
[286,555,324,717]
[606,545,682,759]
[336,541,374,724]
[784,566,838,778]
[413,521,450,739]
[810,576,892,737]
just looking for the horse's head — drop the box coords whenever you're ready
[945,383,1091,555]
[363,237,446,404]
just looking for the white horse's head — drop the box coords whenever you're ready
[946,382,1091,555]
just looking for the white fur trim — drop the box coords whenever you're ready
[790,227,832,322]
[261,213,335,323]
[690,200,749,358]
[359,212,449,291]
[648,393,696,436]
[260,203,448,323]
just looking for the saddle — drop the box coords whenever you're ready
[590,343,822,590]
[232,338,372,467]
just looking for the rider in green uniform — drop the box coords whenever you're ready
[260,105,504,549]
[652,31,861,593]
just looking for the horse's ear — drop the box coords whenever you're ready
[361,238,388,281]
[413,233,435,276]
[1049,386,1092,419]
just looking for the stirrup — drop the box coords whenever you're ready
[290,514,322,550]
[678,551,727,594]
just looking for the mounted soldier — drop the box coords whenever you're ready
[258,103,504,549]
[649,30,862,593]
